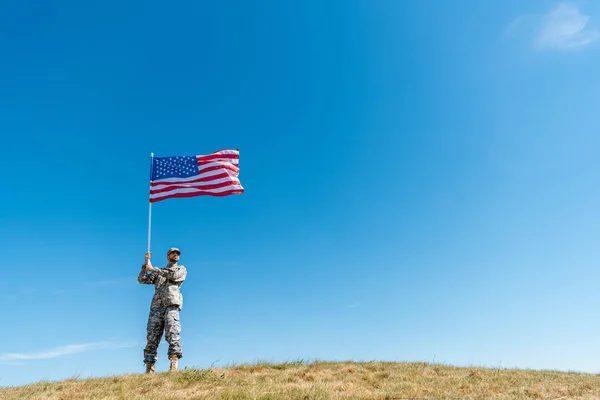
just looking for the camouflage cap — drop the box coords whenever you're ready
[167,247,181,256]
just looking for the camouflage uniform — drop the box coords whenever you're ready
[138,260,187,364]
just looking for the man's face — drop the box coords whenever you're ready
[168,252,180,262]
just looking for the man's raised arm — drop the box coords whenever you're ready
[138,252,155,284]
[151,265,186,282]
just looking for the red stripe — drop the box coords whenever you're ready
[150,171,232,187]
[196,153,239,163]
[197,159,238,166]
[197,164,239,174]
[150,179,240,195]
[150,188,244,203]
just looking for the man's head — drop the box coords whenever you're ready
[166,247,181,263]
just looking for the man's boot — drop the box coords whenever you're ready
[145,361,155,374]
[169,355,179,371]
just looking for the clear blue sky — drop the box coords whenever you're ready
[2,0,600,387]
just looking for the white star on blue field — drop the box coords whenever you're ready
[153,157,198,180]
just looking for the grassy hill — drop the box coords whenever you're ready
[1,360,599,399]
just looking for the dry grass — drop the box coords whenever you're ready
[1,361,600,399]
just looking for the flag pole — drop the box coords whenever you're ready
[148,152,154,254]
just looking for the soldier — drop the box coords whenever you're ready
[138,247,187,373]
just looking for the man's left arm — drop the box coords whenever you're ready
[146,264,187,282]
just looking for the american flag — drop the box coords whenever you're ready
[149,149,244,203]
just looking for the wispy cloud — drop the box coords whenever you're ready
[506,3,600,51]
[0,287,37,301]
[0,361,26,366]
[537,3,600,50]
[0,341,137,363]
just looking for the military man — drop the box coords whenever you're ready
[138,247,187,373]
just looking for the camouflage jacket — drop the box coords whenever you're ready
[138,262,187,310]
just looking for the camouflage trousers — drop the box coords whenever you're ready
[143,303,182,364]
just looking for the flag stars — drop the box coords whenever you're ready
[151,156,198,180]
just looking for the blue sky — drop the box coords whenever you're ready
[2,0,600,387]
